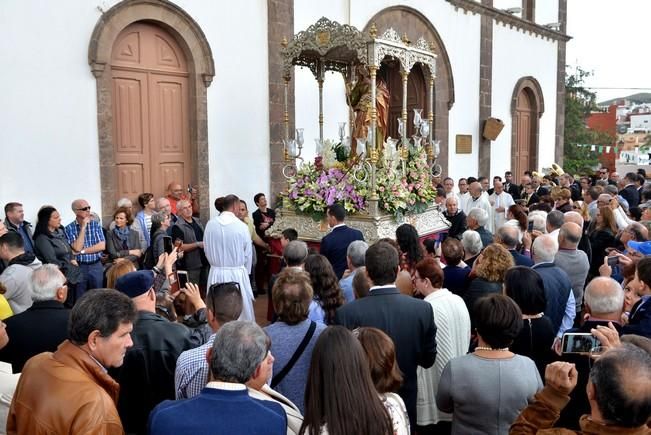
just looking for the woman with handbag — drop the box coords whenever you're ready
[264,268,326,414]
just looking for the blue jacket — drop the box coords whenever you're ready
[532,263,572,333]
[510,249,534,267]
[320,225,364,279]
[624,296,651,338]
[148,386,286,435]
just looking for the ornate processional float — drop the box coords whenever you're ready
[273,18,449,243]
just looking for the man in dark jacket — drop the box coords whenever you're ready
[320,203,364,279]
[0,264,70,373]
[467,207,493,249]
[334,241,437,427]
[443,196,467,240]
[496,225,533,267]
[4,202,34,254]
[620,172,641,209]
[112,271,207,434]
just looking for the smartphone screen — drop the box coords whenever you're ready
[176,270,188,289]
[561,333,599,354]
[527,221,534,232]
[607,256,619,267]
[163,236,173,254]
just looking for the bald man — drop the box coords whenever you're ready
[555,223,590,318]
[443,196,467,240]
[563,211,592,264]
[166,182,198,216]
[489,180,514,230]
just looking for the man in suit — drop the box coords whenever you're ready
[334,241,437,427]
[319,203,364,279]
[620,172,641,209]
[504,171,521,199]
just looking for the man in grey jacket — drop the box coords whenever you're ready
[555,223,590,318]
[0,232,42,313]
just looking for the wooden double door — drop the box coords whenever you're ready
[513,88,536,182]
[111,22,193,202]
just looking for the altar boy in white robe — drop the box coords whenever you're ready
[489,180,514,231]
[203,194,255,321]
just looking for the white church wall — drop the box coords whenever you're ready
[491,23,558,178]
[174,0,270,216]
[0,0,107,224]
[0,0,270,222]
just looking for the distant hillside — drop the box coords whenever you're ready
[599,92,651,106]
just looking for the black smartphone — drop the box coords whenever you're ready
[163,236,173,254]
[607,256,619,267]
[177,270,188,289]
[561,333,599,354]
[527,221,534,232]
[187,183,193,193]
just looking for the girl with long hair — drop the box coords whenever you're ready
[303,254,344,324]
[300,326,394,435]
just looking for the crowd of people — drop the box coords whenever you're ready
[1,168,651,434]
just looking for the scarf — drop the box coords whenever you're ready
[113,226,130,249]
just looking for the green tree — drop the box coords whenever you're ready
[563,67,615,174]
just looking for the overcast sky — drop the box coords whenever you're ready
[566,0,651,103]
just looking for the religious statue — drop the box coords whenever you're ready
[347,64,390,157]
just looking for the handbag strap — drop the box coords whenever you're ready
[271,321,317,388]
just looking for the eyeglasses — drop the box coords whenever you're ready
[76,206,91,211]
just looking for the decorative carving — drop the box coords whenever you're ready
[415,37,430,51]
[281,17,369,79]
[379,28,402,43]
[271,206,450,243]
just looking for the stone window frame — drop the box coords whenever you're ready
[510,76,545,173]
[88,0,215,222]
[363,5,455,176]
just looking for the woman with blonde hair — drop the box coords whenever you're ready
[551,187,572,213]
[464,244,514,318]
[106,258,137,288]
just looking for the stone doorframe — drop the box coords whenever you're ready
[88,0,215,223]
[363,6,455,177]
[510,76,545,173]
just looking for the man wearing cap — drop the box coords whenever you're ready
[112,270,206,435]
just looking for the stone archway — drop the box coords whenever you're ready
[510,77,544,181]
[364,6,455,175]
[88,0,215,222]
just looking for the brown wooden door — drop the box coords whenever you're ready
[111,22,191,203]
[382,62,427,140]
[514,89,534,181]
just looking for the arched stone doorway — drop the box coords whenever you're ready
[364,6,454,174]
[111,22,192,204]
[511,77,544,182]
[88,0,214,221]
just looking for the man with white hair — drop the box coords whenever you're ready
[495,226,533,267]
[339,240,368,303]
[464,182,493,231]
[466,207,493,249]
[461,230,483,268]
[553,277,624,428]
[528,210,548,234]
[546,210,564,239]
[0,232,42,314]
[171,198,207,289]
[0,264,70,373]
[532,235,575,341]
[555,223,590,318]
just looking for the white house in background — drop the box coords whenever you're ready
[629,113,651,133]
[0,0,569,223]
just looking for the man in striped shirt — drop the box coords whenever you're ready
[64,199,105,301]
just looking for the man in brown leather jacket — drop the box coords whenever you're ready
[510,342,651,434]
[7,288,137,434]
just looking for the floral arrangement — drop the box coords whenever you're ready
[285,141,436,220]
[376,146,437,218]
[287,162,368,220]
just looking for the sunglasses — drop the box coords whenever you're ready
[76,206,91,211]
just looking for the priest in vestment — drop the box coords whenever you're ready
[203,194,255,321]
[489,180,515,231]
[464,182,494,232]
